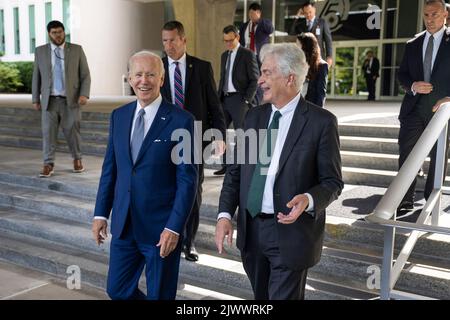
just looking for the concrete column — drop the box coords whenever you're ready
[172,0,237,83]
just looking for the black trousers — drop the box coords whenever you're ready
[183,163,204,251]
[241,212,308,300]
[365,75,376,101]
[398,112,449,204]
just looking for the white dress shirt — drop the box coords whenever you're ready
[244,21,258,52]
[225,43,240,93]
[168,53,187,104]
[50,42,66,96]
[412,25,446,95]
[218,92,315,221]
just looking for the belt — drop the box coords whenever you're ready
[50,95,66,99]
[256,212,275,219]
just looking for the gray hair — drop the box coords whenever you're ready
[259,43,309,91]
[128,50,165,77]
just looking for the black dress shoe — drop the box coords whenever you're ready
[397,201,414,213]
[213,167,226,175]
[183,246,198,262]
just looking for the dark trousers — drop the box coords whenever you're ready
[365,75,376,101]
[221,93,249,167]
[398,112,449,204]
[241,212,308,300]
[183,163,204,251]
[106,213,181,300]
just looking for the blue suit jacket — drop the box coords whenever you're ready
[94,99,198,245]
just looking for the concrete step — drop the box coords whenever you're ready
[0,134,106,156]
[338,123,399,139]
[0,106,111,122]
[340,136,399,155]
[0,228,364,300]
[0,124,109,144]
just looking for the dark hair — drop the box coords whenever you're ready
[223,25,239,35]
[249,2,262,11]
[162,20,185,37]
[424,0,446,9]
[47,20,65,33]
[301,1,316,9]
[297,32,321,80]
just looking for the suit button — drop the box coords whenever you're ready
[132,170,136,176]
[275,193,280,197]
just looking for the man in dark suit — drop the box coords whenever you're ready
[290,1,333,66]
[397,0,450,212]
[215,43,343,300]
[362,51,380,101]
[92,51,197,300]
[161,21,226,262]
[32,20,91,177]
[239,2,274,61]
[213,25,259,176]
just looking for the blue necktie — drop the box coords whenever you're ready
[247,111,282,217]
[174,62,184,109]
[54,47,64,92]
[131,108,145,163]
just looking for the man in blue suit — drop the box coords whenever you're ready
[92,51,198,300]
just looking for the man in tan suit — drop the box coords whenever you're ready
[32,20,91,177]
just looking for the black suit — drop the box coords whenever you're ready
[161,54,226,254]
[305,60,328,107]
[218,97,343,299]
[397,28,450,205]
[362,57,380,101]
[290,17,333,61]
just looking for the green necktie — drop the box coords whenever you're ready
[247,111,282,217]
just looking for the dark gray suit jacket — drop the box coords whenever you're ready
[218,46,259,105]
[218,97,343,270]
[32,42,91,110]
[290,17,333,60]
[398,28,450,120]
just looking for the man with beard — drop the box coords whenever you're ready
[32,20,91,178]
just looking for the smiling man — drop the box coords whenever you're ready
[92,51,197,300]
[215,43,343,300]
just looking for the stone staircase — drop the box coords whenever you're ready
[0,105,449,299]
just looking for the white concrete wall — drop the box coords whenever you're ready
[0,0,165,95]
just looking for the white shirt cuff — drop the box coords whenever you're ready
[411,83,417,96]
[164,228,179,236]
[304,193,315,217]
[218,212,232,221]
[94,216,107,221]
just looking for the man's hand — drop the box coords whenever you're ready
[326,57,333,67]
[433,97,450,112]
[92,219,108,245]
[412,82,433,94]
[33,103,41,111]
[213,140,226,157]
[277,194,309,224]
[215,218,233,254]
[78,96,88,106]
[157,229,179,258]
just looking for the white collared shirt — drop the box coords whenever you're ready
[225,43,240,93]
[168,53,187,104]
[50,42,66,96]
[218,92,315,221]
[422,25,446,69]
[307,17,316,31]
[129,95,162,144]
[244,21,258,53]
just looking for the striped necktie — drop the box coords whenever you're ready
[54,47,64,92]
[174,61,184,109]
[131,108,145,163]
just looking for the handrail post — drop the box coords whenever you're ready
[380,226,395,300]
[432,123,448,226]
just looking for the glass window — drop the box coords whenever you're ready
[381,43,406,97]
[63,0,70,42]
[45,2,52,43]
[0,9,5,55]
[13,7,20,54]
[29,5,36,53]
[334,47,355,96]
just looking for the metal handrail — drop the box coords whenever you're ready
[366,102,450,224]
[365,101,450,300]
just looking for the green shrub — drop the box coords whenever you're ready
[0,62,23,93]
[14,62,34,93]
